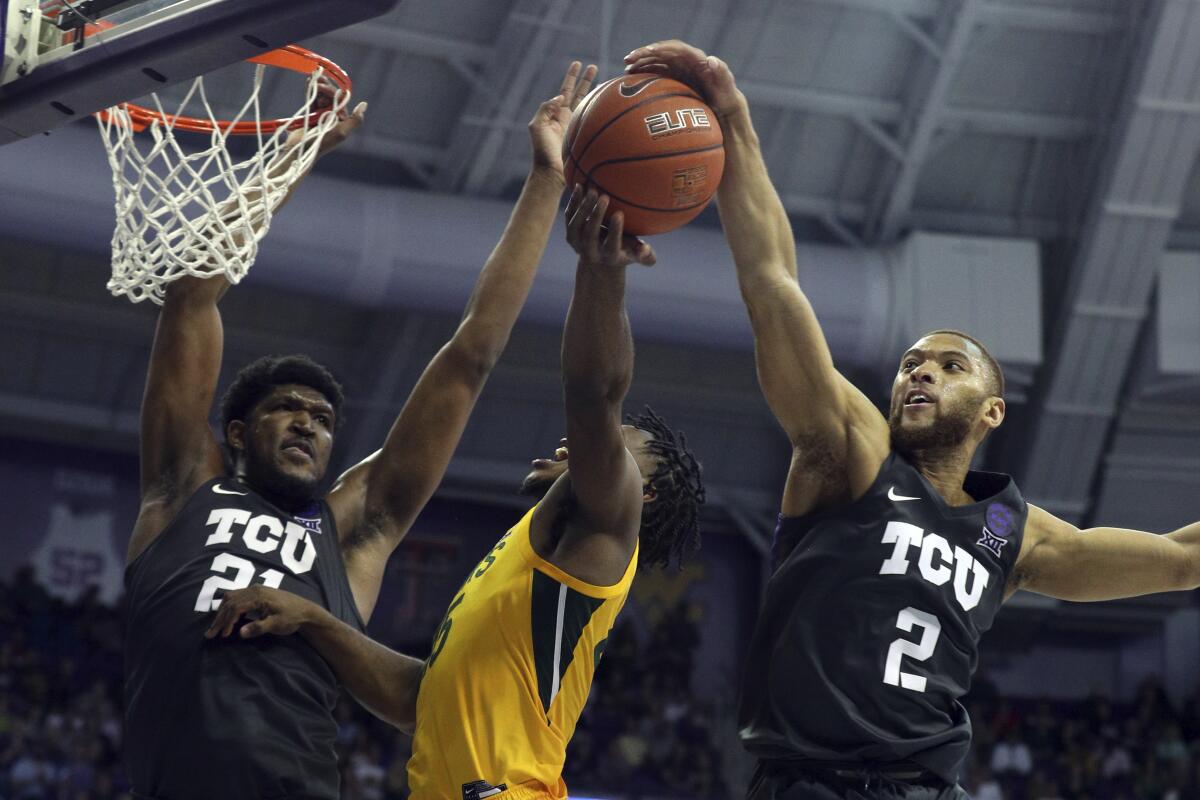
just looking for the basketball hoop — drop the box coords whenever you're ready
[97,44,352,304]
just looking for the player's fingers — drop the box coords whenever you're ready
[239,621,267,639]
[538,95,565,121]
[565,183,583,218]
[565,185,586,245]
[573,64,598,107]
[204,605,232,639]
[622,234,655,266]
[634,237,657,267]
[585,194,609,249]
[624,43,667,63]
[624,60,670,75]
[558,60,581,100]
[221,600,253,638]
[603,210,625,262]
[578,190,601,234]
[206,597,243,639]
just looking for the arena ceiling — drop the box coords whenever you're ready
[4,0,1200,633]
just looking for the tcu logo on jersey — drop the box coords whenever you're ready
[878,520,990,611]
[193,509,318,612]
[644,108,711,138]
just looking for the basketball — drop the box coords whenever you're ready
[563,75,725,236]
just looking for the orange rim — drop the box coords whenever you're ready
[96,45,352,135]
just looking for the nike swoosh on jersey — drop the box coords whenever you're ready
[619,77,658,97]
[888,486,920,502]
[212,484,248,496]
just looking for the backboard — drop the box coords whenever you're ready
[0,0,400,145]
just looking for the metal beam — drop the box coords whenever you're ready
[440,0,572,194]
[736,78,1095,141]
[867,0,981,243]
[775,191,1065,240]
[803,0,1127,35]
[1019,0,1200,526]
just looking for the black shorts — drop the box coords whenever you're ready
[747,760,971,800]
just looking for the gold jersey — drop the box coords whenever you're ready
[407,505,637,800]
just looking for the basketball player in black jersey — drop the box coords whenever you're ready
[625,40,1200,800]
[123,62,600,800]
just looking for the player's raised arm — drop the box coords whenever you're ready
[558,191,656,553]
[205,586,422,733]
[130,275,231,564]
[127,107,368,566]
[624,42,889,514]
[1008,505,1200,602]
[329,63,598,621]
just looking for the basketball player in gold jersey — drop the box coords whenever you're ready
[208,188,706,799]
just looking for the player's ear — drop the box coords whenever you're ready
[226,420,247,453]
[982,397,1005,430]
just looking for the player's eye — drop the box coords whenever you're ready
[946,361,963,371]
[902,359,918,370]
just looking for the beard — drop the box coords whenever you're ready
[242,448,321,509]
[889,392,981,455]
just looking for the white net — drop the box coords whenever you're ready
[98,61,348,304]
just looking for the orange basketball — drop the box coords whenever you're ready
[563,75,725,236]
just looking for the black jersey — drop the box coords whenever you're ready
[738,452,1026,784]
[124,477,364,800]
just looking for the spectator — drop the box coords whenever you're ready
[990,728,1033,777]
[970,765,1004,800]
[1102,736,1134,779]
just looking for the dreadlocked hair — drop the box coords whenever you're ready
[627,405,705,570]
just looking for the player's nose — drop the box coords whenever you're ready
[911,363,937,384]
[289,413,315,433]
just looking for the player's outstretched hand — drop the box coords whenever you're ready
[284,77,367,160]
[529,60,598,180]
[623,40,744,119]
[315,100,367,159]
[565,185,656,269]
[204,585,318,640]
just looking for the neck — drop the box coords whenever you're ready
[905,446,976,506]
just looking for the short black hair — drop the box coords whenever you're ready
[627,406,705,570]
[219,355,345,446]
[924,329,1005,399]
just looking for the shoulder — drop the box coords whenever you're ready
[128,476,224,564]
[1008,504,1075,592]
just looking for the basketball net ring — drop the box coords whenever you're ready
[94,42,353,304]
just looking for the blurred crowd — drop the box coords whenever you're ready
[0,568,129,799]
[4,566,1200,800]
[0,567,724,800]
[961,675,1200,800]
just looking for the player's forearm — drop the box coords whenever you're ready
[562,263,633,406]
[714,99,800,298]
[300,607,422,733]
[451,166,565,369]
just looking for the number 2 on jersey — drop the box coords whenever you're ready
[194,553,284,612]
[883,606,941,692]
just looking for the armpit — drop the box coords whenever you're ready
[341,509,391,553]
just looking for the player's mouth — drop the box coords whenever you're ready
[903,390,937,409]
[281,438,314,461]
